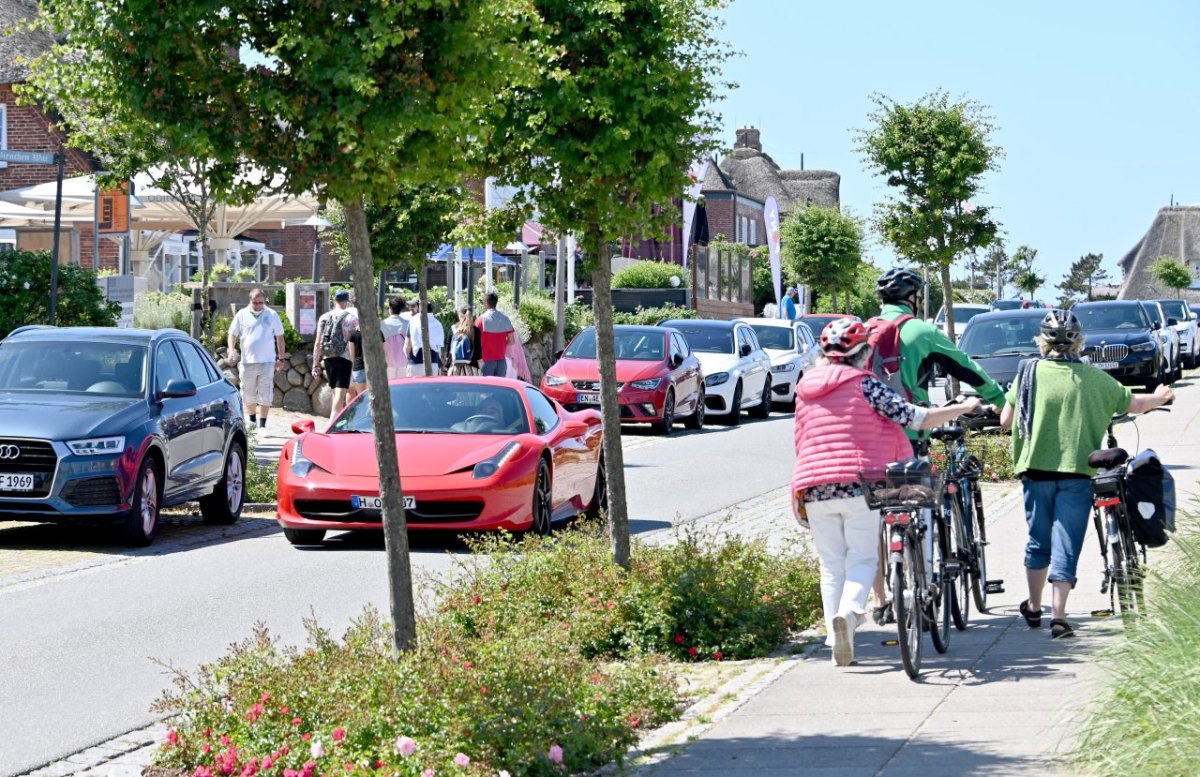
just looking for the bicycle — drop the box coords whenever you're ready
[1088,410,1170,627]
[929,408,1005,630]
[860,462,949,678]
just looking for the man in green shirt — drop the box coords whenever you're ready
[1000,309,1174,638]
[875,268,1007,447]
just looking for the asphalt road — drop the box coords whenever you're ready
[0,409,795,777]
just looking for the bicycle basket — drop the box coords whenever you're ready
[858,468,946,510]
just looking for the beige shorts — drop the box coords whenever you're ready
[239,361,275,406]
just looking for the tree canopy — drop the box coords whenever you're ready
[1150,256,1192,296]
[1056,252,1109,304]
[779,205,864,309]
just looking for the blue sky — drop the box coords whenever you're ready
[716,0,1200,293]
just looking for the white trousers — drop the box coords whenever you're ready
[806,495,881,644]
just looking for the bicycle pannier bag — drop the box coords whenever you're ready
[1124,449,1174,548]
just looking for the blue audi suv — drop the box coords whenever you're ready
[0,326,247,544]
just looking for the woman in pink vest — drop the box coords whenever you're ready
[794,319,982,667]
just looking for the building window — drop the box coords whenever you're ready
[749,219,757,245]
[0,228,15,253]
[0,103,7,169]
[270,238,281,248]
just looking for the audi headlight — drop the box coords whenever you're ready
[544,373,568,387]
[704,372,730,387]
[66,436,125,456]
[630,378,662,390]
[1130,342,1155,352]
[473,442,522,479]
[771,362,797,373]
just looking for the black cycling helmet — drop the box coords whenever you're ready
[876,268,925,302]
[1040,308,1083,346]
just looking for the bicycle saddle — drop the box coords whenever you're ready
[929,425,966,442]
[1088,447,1128,469]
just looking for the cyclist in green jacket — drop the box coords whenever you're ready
[875,268,1007,442]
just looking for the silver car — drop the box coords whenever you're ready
[1155,299,1198,370]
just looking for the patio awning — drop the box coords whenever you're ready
[427,244,516,265]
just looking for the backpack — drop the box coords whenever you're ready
[865,313,914,400]
[452,332,473,364]
[321,310,350,358]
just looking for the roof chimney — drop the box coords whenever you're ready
[734,126,761,152]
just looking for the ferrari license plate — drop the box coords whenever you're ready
[0,473,33,491]
[352,495,416,510]
[576,392,601,404]
[1092,361,1118,371]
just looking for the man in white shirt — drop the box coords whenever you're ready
[227,288,287,429]
[405,301,446,376]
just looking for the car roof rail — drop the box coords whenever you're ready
[3,324,56,340]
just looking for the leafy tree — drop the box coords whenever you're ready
[1014,269,1046,300]
[27,0,535,655]
[973,242,1019,300]
[857,91,1002,339]
[1056,252,1110,305]
[780,205,864,313]
[489,0,729,568]
[0,251,121,337]
[811,261,885,320]
[1150,256,1192,296]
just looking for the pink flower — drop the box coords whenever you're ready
[166,730,180,746]
[221,735,233,746]
[203,744,213,755]
[394,736,416,757]
[548,744,564,763]
[454,753,470,767]
[422,771,435,777]
[247,703,265,723]
[688,646,698,657]
[262,757,275,770]
[260,692,271,703]
[713,651,723,661]
[292,717,303,726]
[606,600,616,609]
[194,768,213,777]
[499,772,511,777]
[283,771,299,777]
[673,634,684,644]
[332,728,345,742]
[310,740,325,759]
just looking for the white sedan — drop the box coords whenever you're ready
[660,318,773,425]
[736,317,820,406]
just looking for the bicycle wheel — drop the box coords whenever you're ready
[947,492,971,631]
[968,482,989,612]
[1108,510,1144,626]
[927,512,952,654]
[892,539,923,679]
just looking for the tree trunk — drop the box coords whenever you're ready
[343,195,417,656]
[554,236,566,353]
[587,228,631,569]
[940,262,959,401]
[418,271,432,376]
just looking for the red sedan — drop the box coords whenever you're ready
[276,378,605,546]
[540,325,705,435]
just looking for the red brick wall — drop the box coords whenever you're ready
[243,227,347,283]
[704,197,735,243]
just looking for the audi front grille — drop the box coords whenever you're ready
[0,438,58,498]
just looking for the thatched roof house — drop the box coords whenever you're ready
[1117,206,1200,302]
[0,0,54,83]
[704,127,840,215]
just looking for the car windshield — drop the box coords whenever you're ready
[989,300,1024,311]
[0,340,146,397]
[564,328,664,361]
[935,306,988,325]
[1140,303,1164,325]
[673,327,733,354]
[797,316,852,339]
[749,324,794,350]
[1074,304,1147,330]
[958,317,1041,357]
[1159,300,1188,321]
[329,383,530,435]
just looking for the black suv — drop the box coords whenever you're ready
[0,326,247,544]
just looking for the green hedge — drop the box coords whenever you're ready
[612,260,686,289]
[0,250,120,337]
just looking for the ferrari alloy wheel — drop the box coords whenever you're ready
[586,454,608,520]
[530,459,553,536]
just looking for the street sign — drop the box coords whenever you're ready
[0,149,56,165]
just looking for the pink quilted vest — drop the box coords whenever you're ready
[791,362,912,494]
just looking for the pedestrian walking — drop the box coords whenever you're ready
[380,296,409,379]
[226,287,286,429]
[793,318,982,667]
[782,286,798,321]
[346,318,367,401]
[312,289,358,420]
[406,301,446,376]
[476,292,515,377]
[999,309,1174,638]
[447,306,480,376]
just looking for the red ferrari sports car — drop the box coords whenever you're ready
[276,377,605,546]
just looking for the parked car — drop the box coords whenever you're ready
[1140,300,1181,383]
[955,308,1046,414]
[277,378,605,545]
[540,325,704,434]
[735,317,820,407]
[660,318,772,425]
[796,313,860,342]
[932,303,991,341]
[989,299,1049,312]
[0,325,247,545]
[1072,301,1166,390]
[1155,298,1198,369]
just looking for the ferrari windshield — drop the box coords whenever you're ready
[330,383,530,435]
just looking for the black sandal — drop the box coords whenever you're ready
[1019,599,1042,628]
[1050,619,1074,639]
[872,602,894,626]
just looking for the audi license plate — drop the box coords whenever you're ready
[576,392,601,404]
[352,495,416,510]
[0,473,34,491]
[1092,361,1119,371]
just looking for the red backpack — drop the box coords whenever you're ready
[865,314,914,400]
